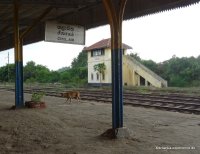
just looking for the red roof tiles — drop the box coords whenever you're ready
[83,38,132,51]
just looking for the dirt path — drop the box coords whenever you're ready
[0,90,199,154]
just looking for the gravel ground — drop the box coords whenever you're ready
[0,90,199,154]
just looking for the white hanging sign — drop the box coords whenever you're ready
[45,21,85,45]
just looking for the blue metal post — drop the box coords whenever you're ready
[15,61,24,107]
[13,3,52,108]
[102,0,127,132]
[112,48,123,129]
[14,0,24,108]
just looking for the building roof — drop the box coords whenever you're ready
[1,0,200,51]
[83,38,132,51]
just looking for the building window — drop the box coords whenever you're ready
[91,49,104,57]
[91,73,93,80]
[96,73,99,80]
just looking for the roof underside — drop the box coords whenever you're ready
[0,0,200,51]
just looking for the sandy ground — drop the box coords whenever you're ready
[0,90,199,154]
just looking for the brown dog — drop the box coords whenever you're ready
[61,91,80,103]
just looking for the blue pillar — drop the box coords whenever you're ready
[14,0,24,108]
[15,61,24,108]
[112,48,123,129]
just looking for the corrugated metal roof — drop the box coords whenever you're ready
[0,0,200,51]
[83,38,132,51]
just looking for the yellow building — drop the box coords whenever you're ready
[84,38,167,88]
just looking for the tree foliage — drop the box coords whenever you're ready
[93,63,106,75]
[0,50,88,86]
[139,55,200,87]
[0,64,15,82]
[71,51,87,68]
[129,53,141,62]
[23,61,54,83]
[0,49,199,88]
[59,51,88,86]
[93,63,106,86]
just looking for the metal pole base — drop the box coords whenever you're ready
[100,127,132,139]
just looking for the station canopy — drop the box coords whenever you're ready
[0,0,199,51]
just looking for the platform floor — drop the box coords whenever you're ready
[0,90,199,154]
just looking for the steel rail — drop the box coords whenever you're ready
[0,86,200,114]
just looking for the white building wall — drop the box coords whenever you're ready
[88,48,111,84]
[87,48,167,87]
[87,47,167,88]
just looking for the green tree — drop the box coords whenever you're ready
[24,61,37,81]
[93,63,106,86]
[129,53,141,62]
[142,60,159,74]
[24,61,52,83]
[129,53,200,87]
[71,51,87,68]
[60,50,88,87]
[60,70,71,84]
[0,64,15,82]
[49,71,60,83]
[35,65,50,83]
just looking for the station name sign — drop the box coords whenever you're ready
[45,21,85,45]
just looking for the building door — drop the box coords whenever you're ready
[140,76,145,86]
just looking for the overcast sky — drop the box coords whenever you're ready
[0,3,200,70]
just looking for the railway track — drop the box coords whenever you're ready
[0,86,200,114]
[79,90,200,114]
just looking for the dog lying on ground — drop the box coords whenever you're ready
[60,91,80,103]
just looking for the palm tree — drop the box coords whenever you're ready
[93,63,106,87]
